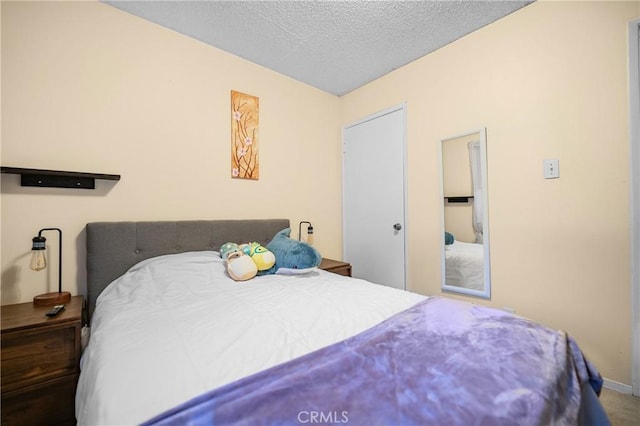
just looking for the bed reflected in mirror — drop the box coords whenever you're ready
[440,128,490,299]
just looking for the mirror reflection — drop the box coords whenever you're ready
[440,128,490,298]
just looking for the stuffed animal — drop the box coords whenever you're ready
[220,242,240,260]
[225,250,258,281]
[445,232,455,245]
[244,242,276,272]
[221,241,275,281]
[263,228,322,275]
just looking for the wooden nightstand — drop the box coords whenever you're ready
[319,258,352,277]
[1,295,84,426]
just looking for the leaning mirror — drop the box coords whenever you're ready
[440,128,490,298]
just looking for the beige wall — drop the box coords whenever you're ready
[0,1,342,302]
[2,0,637,387]
[341,1,637,385]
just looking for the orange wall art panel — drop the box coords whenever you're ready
[231,90,259,180]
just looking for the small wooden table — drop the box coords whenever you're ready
[319,258,352,277]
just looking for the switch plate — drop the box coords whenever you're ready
[543,159,559,179]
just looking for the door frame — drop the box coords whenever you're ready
[341,103,408,290]
[629,18,639,397]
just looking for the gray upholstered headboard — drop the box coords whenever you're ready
[85,219,289,320]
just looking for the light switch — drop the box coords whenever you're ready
[543,159,559,179]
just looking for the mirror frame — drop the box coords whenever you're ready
[439,127,491,299]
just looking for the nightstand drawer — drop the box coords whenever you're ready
[1,325,78,391]
[1,374,77,426]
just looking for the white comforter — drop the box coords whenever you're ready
[444,241,484,290]
[76,251,425,425]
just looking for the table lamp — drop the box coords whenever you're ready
[298,221,314,245]
[30,227,71,306]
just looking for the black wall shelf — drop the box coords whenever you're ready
[444,196,474,203]
[1,167,120,189]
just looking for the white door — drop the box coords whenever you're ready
[343,104,406,290]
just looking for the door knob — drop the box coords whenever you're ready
[393,223,402,231]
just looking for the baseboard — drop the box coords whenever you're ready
[602,378,633,394]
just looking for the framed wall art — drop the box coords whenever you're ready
[231,90,259,180]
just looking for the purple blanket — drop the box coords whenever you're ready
[144,297,604,426]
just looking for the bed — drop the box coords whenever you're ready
[76,219,609,426]
[445,240,484,290]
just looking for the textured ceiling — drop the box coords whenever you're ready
[104,1,533,96]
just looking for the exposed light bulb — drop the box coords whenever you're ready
[30,250,47,271]
[306,225,314,245]
[30,235,47,271]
